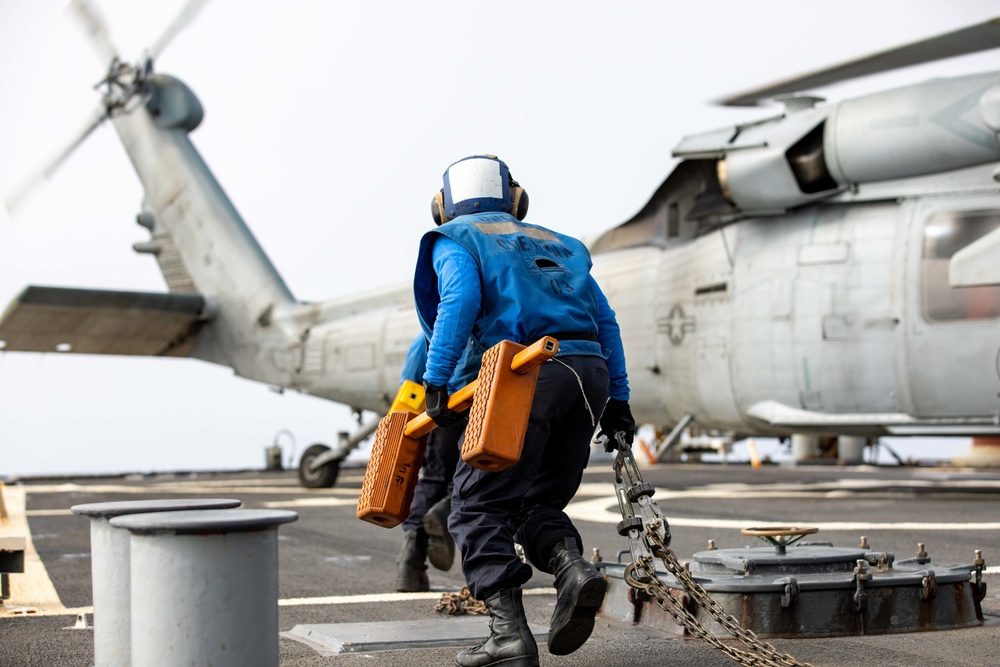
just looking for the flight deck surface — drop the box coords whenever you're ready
[2,460,998,666]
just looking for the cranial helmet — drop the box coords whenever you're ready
[431,154,529,226]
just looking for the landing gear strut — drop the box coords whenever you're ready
[296,415,381,488]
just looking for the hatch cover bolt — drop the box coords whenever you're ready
[781,578,800,609]
[859,535,869,549]
[921,571,938,601]
[591,547,602,563]
[707,539,717,551]
[853,559,870,613]
[917,543,927,558]
[972,550,987,604]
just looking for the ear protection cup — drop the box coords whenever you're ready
[510,186,529,221]
[431,190,449,226]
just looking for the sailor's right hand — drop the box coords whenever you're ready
[598,398,636,450]
[424,382,463,427]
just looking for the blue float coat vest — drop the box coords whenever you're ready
[414,212,606,389]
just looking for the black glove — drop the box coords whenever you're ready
[424,382,464,427]
[599,398,635,451]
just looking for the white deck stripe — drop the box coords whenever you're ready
[566,496,1000,531]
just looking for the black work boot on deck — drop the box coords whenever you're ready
[455,588,539,667]
[546,537,607,655]
[394,529,430,592]
[422,496,455,571]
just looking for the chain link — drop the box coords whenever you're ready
[435,586,489,616]
[607,434,814,667]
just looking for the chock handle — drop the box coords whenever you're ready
[403,337,558,439]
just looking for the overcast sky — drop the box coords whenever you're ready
[1,1,997,477]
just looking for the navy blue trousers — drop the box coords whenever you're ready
[403,420,464,532]
[449,355,610,599]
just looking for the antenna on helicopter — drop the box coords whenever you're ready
[717,18,1000,107]
[4,0,212,215]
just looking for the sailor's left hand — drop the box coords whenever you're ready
[424,382,464,427]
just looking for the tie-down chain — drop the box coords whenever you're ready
[607,432,815,667]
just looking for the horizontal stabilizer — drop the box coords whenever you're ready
[0,286,209,356]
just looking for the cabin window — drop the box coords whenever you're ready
[922,210,1000,322]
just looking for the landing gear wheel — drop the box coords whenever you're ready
[298,444,341,488]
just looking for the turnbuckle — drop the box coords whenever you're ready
[605,432,671,564]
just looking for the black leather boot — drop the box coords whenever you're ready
[455,589,539,667]
[546,537,607,655]
[394,529,429,592]
[422,496,455,571]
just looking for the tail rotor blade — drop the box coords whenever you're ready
[5,105,109,216]
[68,0,120,64]
[149,0,212,60]
[718,17,1000,107]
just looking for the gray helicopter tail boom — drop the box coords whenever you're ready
[111,73,300,384]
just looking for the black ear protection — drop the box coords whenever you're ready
[430,177,529,226]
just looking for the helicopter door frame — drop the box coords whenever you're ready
[900,195,1000,419]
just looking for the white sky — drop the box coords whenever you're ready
[0,0,997,477]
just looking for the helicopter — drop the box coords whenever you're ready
[1,2,999,484]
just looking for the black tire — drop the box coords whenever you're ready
[298,444,341,488]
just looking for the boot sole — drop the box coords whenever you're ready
[547,575,607,656]
[423,512,455,571]
[455,656,539,667]
[394,578,430,593]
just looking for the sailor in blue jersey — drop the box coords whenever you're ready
[394,335,463,592]
[415,155,636,667]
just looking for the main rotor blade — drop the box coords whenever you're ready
[149,0,212,60]
[717,17,1000,107]
[68,0,120,64]
[5,105,109,216]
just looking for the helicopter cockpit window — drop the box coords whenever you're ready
[922,210,1000,322]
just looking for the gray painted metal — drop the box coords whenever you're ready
[109,507,297,534]
[309,417,381,471]
[838,436,867,464]
[111,509,297,667]
[599,544,984,638]
[70,499,241,667]
[282,618,549,656]
[0,287,207,356]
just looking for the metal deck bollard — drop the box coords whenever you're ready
[110,508,298,667]
[71,499,242,667]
